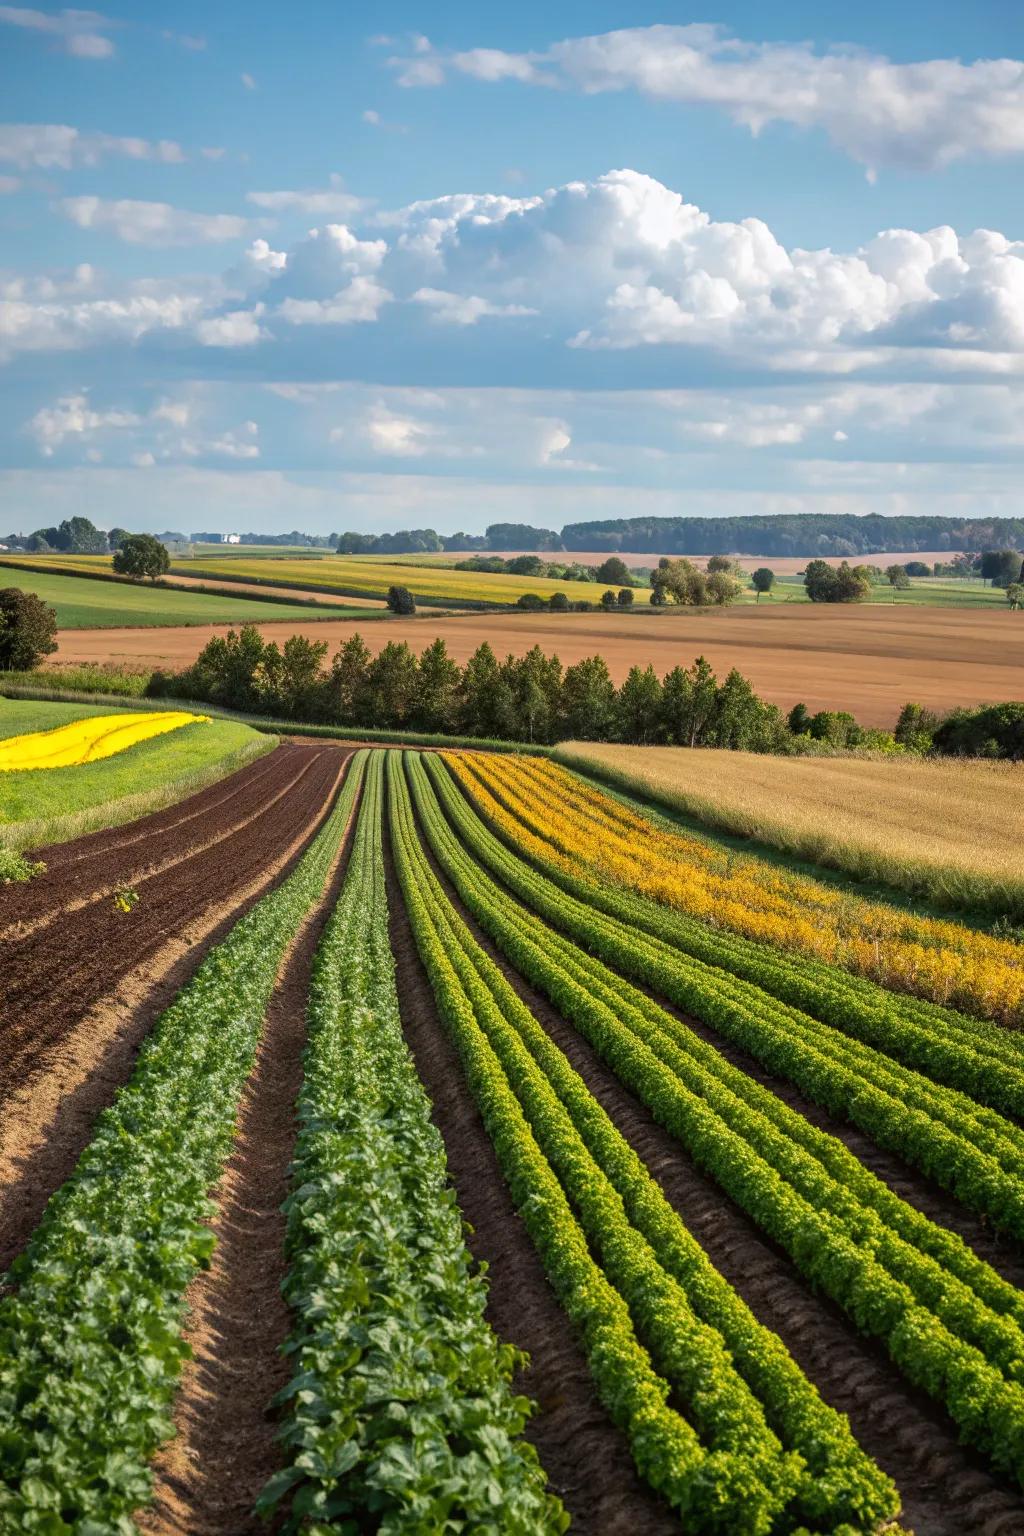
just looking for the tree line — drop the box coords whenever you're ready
[560,513,1024,558]
[151,626,788,748]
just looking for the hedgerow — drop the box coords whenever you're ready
[260,751,566,1533]
[0,753,367,1532]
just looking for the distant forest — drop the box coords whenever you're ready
[558,514,1024,557]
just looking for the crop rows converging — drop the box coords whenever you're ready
[5,742,1024,1533]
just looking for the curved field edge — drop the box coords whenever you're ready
[261,750,565,1533]
[0,752,365,1532]
[0,698,276,853]
[553,743,1024,924]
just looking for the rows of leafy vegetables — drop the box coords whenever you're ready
[258,749,566,1533]
[0,752,367,1534]
[389,752,899,1534]
[435,754,1024,1236]
[415,750,1024,1491]
[451,751,1024,1108]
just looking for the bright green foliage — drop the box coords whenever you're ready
[389,753,898,1532]
[260,751,565,1534]
[455,758,1024,1213]
[419,753,1024,1487]
[0,754,367,1533]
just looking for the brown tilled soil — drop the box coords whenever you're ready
[0,743,346,1095]
[381,831,678,1535]
[0,745,350,1275]
[47,603,1024,725]
[409,821,1024,1536]
[138,782,361,1536]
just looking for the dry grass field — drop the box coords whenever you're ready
[47,603,1024,727]
[555,741,1024,917]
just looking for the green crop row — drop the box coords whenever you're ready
[0,753,367,1534]
[459,754,1024,1104]
[259,751,566,1534]
[389,755,896,1536]
[435,755,1024,1237]
[414,752,1024,1488]
[399,754,898,1533]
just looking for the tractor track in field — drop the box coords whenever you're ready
[138,771,363,1536]
[382,827,679,1536]
[408,815,1024,1536]
[0,743,347,1097]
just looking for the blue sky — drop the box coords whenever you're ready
[0,1,1021,535]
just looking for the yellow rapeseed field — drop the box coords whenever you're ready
[553,742,1024,918]
[446,751,1024,1026]
[0,711,209,771]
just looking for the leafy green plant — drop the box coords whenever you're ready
[260,751,565,1533]
[0,754,368,1532]
[0,848,43,883]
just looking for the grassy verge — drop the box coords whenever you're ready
[554,742,1024,923]
[0,697,275,852]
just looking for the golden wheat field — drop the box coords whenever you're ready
[553,742,1024,919]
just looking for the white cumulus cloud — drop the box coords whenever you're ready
[0,123,185,169]
[391,24,1024,172]
[0,5,116,58]
[57,197,255,246]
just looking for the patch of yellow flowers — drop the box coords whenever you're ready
[446,751,1024,1027]
[0,711,209,772]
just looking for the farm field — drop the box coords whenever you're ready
[45,602,1024,726]
[0,560,381,627]
[4,736,1024,1533]
[0,697,273,851]
[556,742,1024,918]
[166,553,655,607]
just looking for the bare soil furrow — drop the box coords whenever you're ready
[0,751,315,944]
[0,754,352,1275]
[0,745,347,1096]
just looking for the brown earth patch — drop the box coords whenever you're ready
[0,755,348,1273]
[46,603,1024,726]
[0,744,347,1098]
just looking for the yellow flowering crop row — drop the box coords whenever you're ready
[444,751,1024,1026]
[0,711,209,772]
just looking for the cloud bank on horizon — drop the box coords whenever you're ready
[0,5,1021,533]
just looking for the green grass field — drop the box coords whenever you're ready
[762,576,1007,608]
[0,697,274,851]
[0,565,381,629]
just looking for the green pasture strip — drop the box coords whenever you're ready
[0,556,362,615]
[417,752,1024,1485]
[0,698,274,853]
[0,753,366,1534]
[259,751,565,1533]
[0,564,362,627]
[400,753,897,1533]
[457,754,1024,1099]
